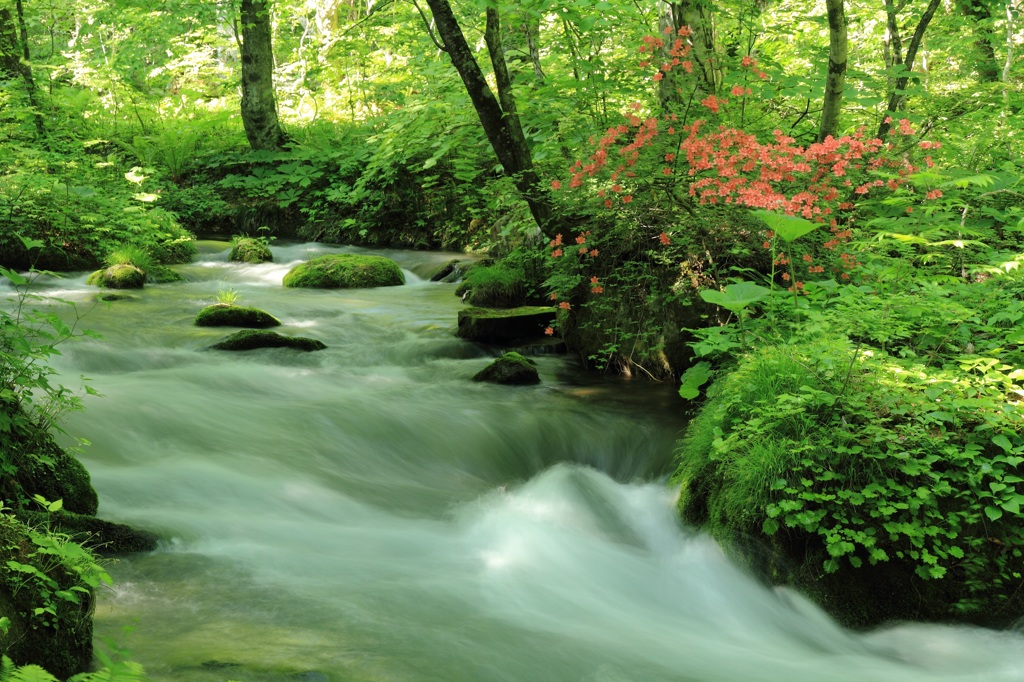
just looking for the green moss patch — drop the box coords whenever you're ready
[210,329,326,352]
[229,238,273,264]
[282,254,404,289]
[455,264,526,307]
[195,305,281,328]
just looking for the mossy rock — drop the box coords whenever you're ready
[282,254,404,289]
[210,329,326,352]
[455,264,526,308]
[457,306,555,344]
[229,238,273,264]
[0,514,94,678]
[18,510,159,554]
[472,352,540,385]
[85,263,145,289]
[97,293,133,302]
[195,304,281,329]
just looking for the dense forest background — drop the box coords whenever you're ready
[3,0,1024,675]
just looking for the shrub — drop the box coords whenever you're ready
[673,337,1024,624]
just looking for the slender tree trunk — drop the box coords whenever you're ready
[957,0,1000,82]
[423,0,553,236]
[659,1,720,109]
[239,0,285,151]
[818,0,848,141]
[0,3,45,138]
[876,0,942,138]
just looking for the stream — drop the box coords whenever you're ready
[14,241,1024,681]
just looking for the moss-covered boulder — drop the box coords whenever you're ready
[148,264,184,283]
[282,254,404,289]
[195,304,281,329]
[455,264,526,308]
[210,329,326,352]
[85,263,145,289]
[472,352,540,385]
[229,238,273,264]
[672,338,1024,627]
[0,514,95,678]
[97,293,133,302]
[457,306,555,344]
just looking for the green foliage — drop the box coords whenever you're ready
[103,246,154,273]
[215,289,240,306]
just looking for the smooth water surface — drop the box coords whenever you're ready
[15,241,1024,681]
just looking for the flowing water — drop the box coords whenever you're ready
[13,241,1024,681]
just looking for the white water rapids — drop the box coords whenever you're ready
[12,241,1024,681]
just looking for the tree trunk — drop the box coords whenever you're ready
[818,0,848,141]
[957,0,1000,83]
[423,0,553,237]
[239,0,285,151]
[0,2,45,138]
[659,1,720,109]
[876,0,942,138]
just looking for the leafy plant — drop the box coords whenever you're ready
[216,289,240,306]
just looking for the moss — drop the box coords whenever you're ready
[455,264,526,308]
[210,329,326,352]
[282,254,404,289]
[195,304,281,329]
[456,306,555,344]
[229,238,273,264]
[472,352,540,385]
[97,293,133,302]
[85,263,145,289]
[0,514,94,678]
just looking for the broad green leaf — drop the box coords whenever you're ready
[753,210,823,243]
[992,434,1013,453]
[700,281,771,314]
[985,505,1003,522]
[678,361,712,400]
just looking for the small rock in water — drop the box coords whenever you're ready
[210,329,326,352]
[472,351,540,385]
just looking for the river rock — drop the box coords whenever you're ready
[457,306,555,344]
[211,329,326,352]
[428,259,462,282]
[195,304,281,328]
[472,352,540,385]
[230,238,273,264]
[85,263,145,289]
[282,254,404,289]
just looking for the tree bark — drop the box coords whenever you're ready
[0,2,45,138]
[957,0,1000,83]
[876,0,942,138]
[818,0,848,141]
[239,0,286,151]
[659,1,720,109]
[423,0,553,236]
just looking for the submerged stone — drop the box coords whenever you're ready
[282,254,404,289]
[195,304,281,328]
[211,329,326,352]
[457,306,555,344]
[472,352,540,385]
